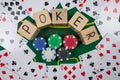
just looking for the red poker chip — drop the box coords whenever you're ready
[63,35,78,50]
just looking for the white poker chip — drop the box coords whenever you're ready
[41,47,56,62]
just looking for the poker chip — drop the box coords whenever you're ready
[33,37,47,51]
[48,34,62,49]
[41,47,56,62]
[63,35,78,50]
[57,47,71,61]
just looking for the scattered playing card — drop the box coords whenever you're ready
[96,60,120,80]
[81,0,105,19]
[95,0,120,37]
[96,69,116,80]
[21,0,44,17]
[95,8,120,37]
[95,34,120,79]
[59,0,82,10]
[0,1,120,80]
[114,30,120,41]
[77,49,104,80]
[95,55,120,72]
[99,0,120,19]
[2,44,36,73]
[60,63,79,80]
[17,61,46,80]
[96,34,120,60]
[76,62,97,80]
[0,50,11,67]
[22,0,59,17]
[45,65,60,80]
[0,14,27,51]
[0,67,24,80]
[0,0,29,24]
[0,26,27,52]
[0,13,7,23]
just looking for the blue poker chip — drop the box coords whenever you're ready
[33,37,47,51]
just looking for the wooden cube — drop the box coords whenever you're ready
[79,26,99,45]
[33,9,51,28]
[17,20,38,40]
[68,11,88,32]
[52,8,68,25]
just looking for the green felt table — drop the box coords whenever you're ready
[0,46,4,51]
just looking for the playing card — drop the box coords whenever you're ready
[0,50,11,67]
[77,49,104,80]
[0,26,27,52]
[2,44,36,73]
[95,16,120,37]
[0,1,8,14]
[22,0,59,18]
[0,13,8,24]
[96,69,115,80]
[114,30,120,41]
[0,13,16,32]
[0,67,24,80]
[81,0,105,19]
[21,0,44,17]
[17,61,46,80]
[0,0,29,24]
[95,34,120,80]
[40,0,59,11]
[45,65,60,80]
[98,0,120,19]
[76,62,97,80]
[78,0,87,10]
[95,55,120,73]
[60,63,79,80]
[95,0,120,37]
[0,27,20,51]
[96,34,120,61]
[59,0,82,10]
[94,56,120,80]
[79,49,104,73]
[0,14,27,51]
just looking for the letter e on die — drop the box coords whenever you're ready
[69,11,88,32]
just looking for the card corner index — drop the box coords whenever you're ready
[79,26,99,45]
[33,9,51,28]
[17,20,38,40]
[52,8,68,25]
[68,11,89,32]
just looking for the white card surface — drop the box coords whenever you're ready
[0,67,24,80]
[2,44,36,73]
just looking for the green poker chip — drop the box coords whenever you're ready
[48,34,62,49]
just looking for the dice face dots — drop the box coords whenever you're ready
[17,20,38,40]
[79,26,99,45]
[33,9,51,28]
[69,11,89,32]
[52,8,68,25]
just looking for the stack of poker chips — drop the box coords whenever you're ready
[32,34,78,62]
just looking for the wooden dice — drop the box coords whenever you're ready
[17,20,39,40]
[79,26,99,45]
[69,11,88,32]
[33,9,51,28]
[18,9,99,45]
[52,8,68,25]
